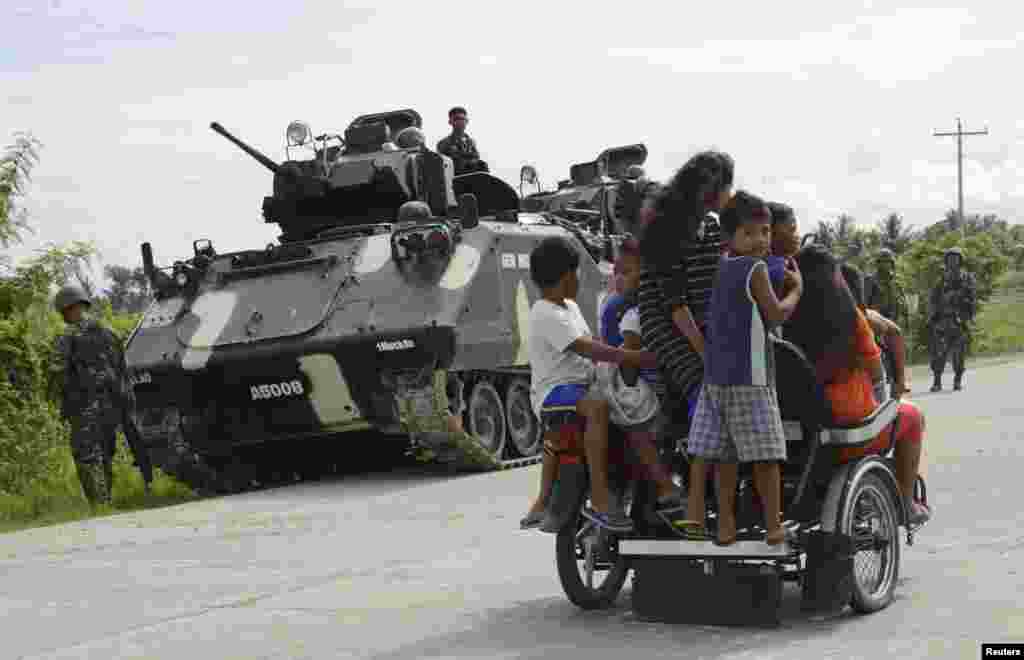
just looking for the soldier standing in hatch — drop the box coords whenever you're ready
[928,247,977,392]
[50,285,152,505]
[436,106,489,176]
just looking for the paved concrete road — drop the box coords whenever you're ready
[3,357,1023,659]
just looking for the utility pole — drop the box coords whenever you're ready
[933,117,988,231]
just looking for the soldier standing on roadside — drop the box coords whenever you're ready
[866,248,908,326]
[928,247,977,392]
[866,248,909,386]
[50,285,152,505]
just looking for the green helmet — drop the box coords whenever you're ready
[394,126,425,149]
[54,284,91,313]
[397,200,432,223]
[625,165,646,180]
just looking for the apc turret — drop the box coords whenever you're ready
[210,110,459,243]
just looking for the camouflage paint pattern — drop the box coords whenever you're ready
[125,210,609,481]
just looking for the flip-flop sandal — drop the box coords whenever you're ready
[520,511,545,529]
[908,502,932,526]
[582,508,635,534]
[671,519,710,540]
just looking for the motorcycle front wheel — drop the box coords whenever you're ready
[555,505,630,610]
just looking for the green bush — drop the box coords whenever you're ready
[0,308,68,497]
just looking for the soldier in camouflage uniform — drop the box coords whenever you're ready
[398,368,502,471]
[50,285,149,505]
[866,249,908,326]
[928,247,977,392]
[865,248,909,387]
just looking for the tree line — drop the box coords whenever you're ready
[805,210,1020,360]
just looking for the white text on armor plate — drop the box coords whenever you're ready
[377,339,415,351]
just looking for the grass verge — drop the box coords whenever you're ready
[0,439,196,534]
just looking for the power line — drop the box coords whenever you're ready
[933,117,988,231]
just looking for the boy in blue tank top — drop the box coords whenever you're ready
[686,191,804,546]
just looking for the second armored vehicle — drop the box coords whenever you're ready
[521,144,656,236]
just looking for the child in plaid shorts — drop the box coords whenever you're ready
[686,191,804,546]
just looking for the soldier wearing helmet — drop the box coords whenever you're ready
[396,200,432,224]
[927,246,977,391]
[865,248,907,327]
[863,247,908,388]
[624,165,646,180]
[50,284,151,504]
[394,126,426,150]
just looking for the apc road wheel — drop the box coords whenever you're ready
[840,472,901,613]
[556,507,629,610]
[466,380,507,460]
[505,378,541,457]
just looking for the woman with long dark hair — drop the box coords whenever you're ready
[637,151,734,410]
[786,245,931,525]
[636,151,734,534]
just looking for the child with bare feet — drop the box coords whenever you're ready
[686,192,803,546]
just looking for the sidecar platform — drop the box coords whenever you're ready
[619,538,793,559]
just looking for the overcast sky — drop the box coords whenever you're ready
[3,1,1021,285]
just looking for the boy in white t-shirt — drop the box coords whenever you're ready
[520,237,659,533]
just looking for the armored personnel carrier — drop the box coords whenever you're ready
[123,109,617,493]
[521,144,657,236]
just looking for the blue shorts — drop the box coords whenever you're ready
[539,383,591,429]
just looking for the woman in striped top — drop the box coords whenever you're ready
[637,151,734,537]
[638,151,735,414]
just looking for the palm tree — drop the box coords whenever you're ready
[875,212,914,254]
[813,220,835,248]
[943,209,962,232]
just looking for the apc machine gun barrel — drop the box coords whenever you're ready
[210,121,280,174]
